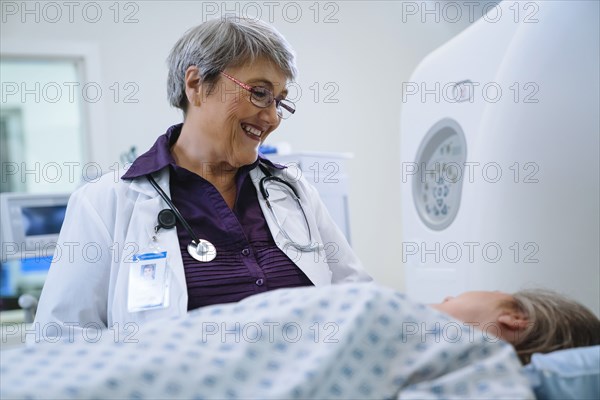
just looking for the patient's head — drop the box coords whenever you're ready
[431,289,600,364]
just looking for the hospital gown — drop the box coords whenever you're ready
[0,283,534,399]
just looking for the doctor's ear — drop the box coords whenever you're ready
[184,66,203,108]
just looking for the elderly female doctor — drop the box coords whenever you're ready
[34,17,371,336]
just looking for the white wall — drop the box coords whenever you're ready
[1,1,487,290]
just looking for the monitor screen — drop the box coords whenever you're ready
[21,205,67,236]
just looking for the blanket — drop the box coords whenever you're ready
[0,283,534,399]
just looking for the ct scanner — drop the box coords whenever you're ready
[400,1,600,314]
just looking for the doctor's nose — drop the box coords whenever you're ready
[258,102,280,126]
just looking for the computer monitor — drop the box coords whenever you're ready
[0,192,70,310]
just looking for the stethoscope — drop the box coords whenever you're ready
[147,174,218,262]
[146,162,318,263]
[258,164,320,252]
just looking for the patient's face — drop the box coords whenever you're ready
[431,291,515,328]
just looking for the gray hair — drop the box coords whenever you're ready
[166,17,298,113]
[511,289,600,364]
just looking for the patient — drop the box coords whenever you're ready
[431,288,600,364]
[3,284,598,399]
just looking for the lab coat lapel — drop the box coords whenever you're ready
[251,167,331,286]
[128,170,163,197]
[250,167,289,244]
[125,170,188,314]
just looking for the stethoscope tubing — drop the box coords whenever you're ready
[146,174,200,246]
[258,164,317,252]
[147,162,317,257]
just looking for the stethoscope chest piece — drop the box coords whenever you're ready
[187,240,217,262]
[148,176,219,263]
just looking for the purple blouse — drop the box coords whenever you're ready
[122,124,313,310]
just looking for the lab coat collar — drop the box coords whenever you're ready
[127,167,170,198]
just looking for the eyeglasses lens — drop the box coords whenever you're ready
[250,88,295,119]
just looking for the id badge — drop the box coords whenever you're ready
[128,251,171,312]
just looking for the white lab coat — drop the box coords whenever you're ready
[34,164,371,338]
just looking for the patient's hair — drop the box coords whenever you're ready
[510,289,600,364]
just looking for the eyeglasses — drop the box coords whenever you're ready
[220,71,296,119]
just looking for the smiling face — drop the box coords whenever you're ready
[185,57,289,169]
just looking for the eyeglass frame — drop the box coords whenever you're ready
[220,71,296,119]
